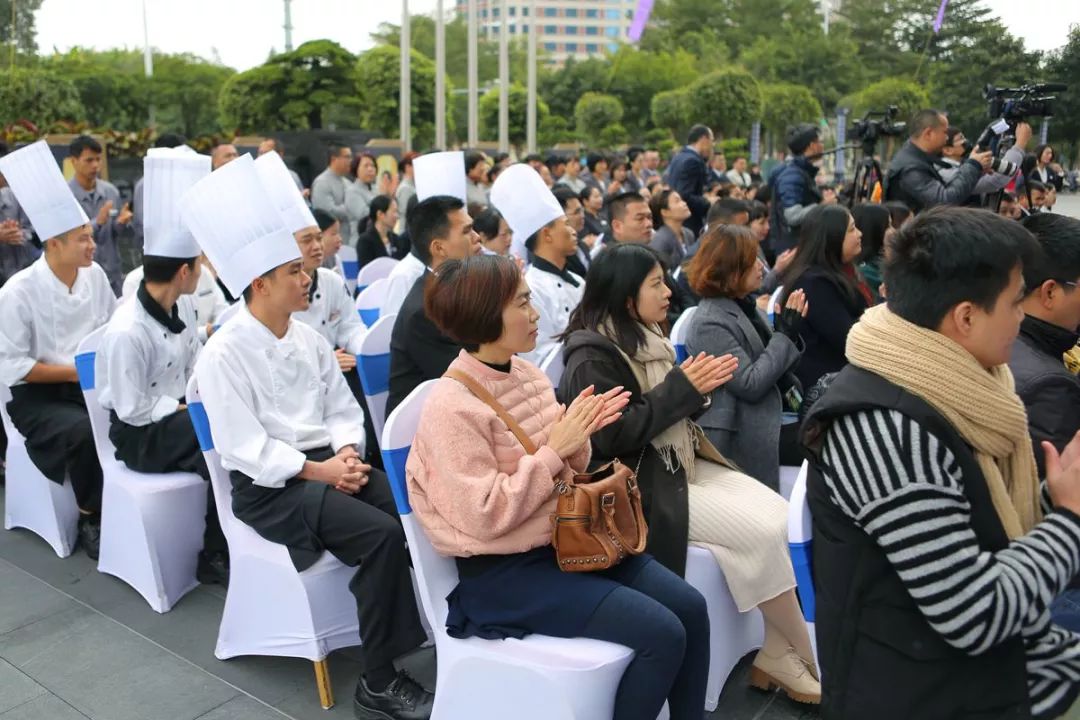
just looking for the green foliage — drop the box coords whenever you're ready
[1046,26,1080,155]
[0,69,85,128]
[0,0,43,55]
[761,83,823,136]
[650,88,692,140]
[540,57,611,121]
[687,69,762,137]
[480,83,550,149]
[718,138,748,155]
[845,77,930,124]
[574,93,624,142]
[597,123,630,149]
[602,46,698,137]
[538,115,575,149]
[354,45,444,147]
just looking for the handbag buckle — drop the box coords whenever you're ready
[601,493,615,508]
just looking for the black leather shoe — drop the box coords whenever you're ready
[196,550,229,586]
[353,671,433,720]
[78,517,101,561]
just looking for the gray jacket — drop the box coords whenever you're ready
[311,168,353,246]
[686,296,801,490]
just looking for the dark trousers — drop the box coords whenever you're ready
[231,448,426,670]
[109,410,226,554]
[8,383,103,513]
[580,560,710,720]
[343,367,382,470]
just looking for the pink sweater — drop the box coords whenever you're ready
[406,350,590,557]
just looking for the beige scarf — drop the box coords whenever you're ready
[599,321,700,482]
[846,304,1041,538]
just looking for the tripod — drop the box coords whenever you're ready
[848,139,883,207]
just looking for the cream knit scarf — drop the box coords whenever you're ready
[846,304,1041,538]
[600,321,699,483]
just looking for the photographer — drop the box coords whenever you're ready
[939,122,1031,200]
[768,123,830,255]
[884,109,993,213]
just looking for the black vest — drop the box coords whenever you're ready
[801,366,1030,720]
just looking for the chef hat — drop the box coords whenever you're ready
[0,140,88,241]
[143,147,210,258]
[490,164,564,244]
[253,151,317,234]
[179,154,299,298]
[414,151,467,204]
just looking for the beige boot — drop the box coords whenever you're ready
[749,646,821,704]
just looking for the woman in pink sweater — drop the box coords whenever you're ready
[406,255,712,720]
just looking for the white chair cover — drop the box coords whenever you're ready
[337,245,359,296]
[356,313,396,444]
[538,343,564,393]
[356,256,398,292]
[76,327,207,613]
[381,380,636,720]
[669,306,698,364]
[779,464,802,501]
[1,383,80,557]
[185,376,361,661]
[355,277,388,328]
[787,461,818,670]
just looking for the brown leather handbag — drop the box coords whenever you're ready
[444,369,648,573]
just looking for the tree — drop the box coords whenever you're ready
[845,77,930,124]
[538,115,575,149]
[0,0,43,56]
[574,93,624,143]
[0,69,85,128]
[738,28,864,111]
[650,88,692,141]
[687,69,762,138]
[761,83,823,145]
[540,57,610,121]
[40,49,152,131]
[354,45,444,147]
[603,46,698,137]
[151,54,234,138]
[1045,26,1080,157]
[479,82,549,149]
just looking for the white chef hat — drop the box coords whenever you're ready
[414,151,467,204]
[490,164,564,243]
[143,147,211,258]
[253,151,316,234]
[0,140,88,241]
[179,154,299,298]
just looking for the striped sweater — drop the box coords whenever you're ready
[819,408,1080,719]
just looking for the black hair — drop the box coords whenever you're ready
[312,208,338,232]
[464,151,486,173]
[1024,179,1048,194]
[945,126,963,147]
[586,153,607,172]
[779,204,862,307]
[578,185,600,204]
[552,186,578,210]
[409,195,465,265]
[885,206,1038,329]
[1035,144,1055,164]
[241,268,276,303]
[0,140,8,157]
[560,243,665,354]
[69,135,102,158]
[473,207,503,241]
[154,133,187,149]
[142,255,198,284]
[546,154,566,171]
[607,191,648,225]
[368,194,394,224]
[884,201,912,230]
[747,200,768,223]
[524,153,542,164]
[687,124,712,145]
[706,198,749,226]
[327,143,349,161]
[851,203,891,264]
[755,183,772,205]
[649,188,676,228]
[1020,213,1080,292]
[627,147,643,163]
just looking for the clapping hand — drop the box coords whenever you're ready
[680,352,739,395]
[547,385,631,459]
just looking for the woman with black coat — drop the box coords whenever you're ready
[356,195,409,269]
[559,244,820,704]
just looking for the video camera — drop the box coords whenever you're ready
[851,106,907,151]
[984,83,1067,124]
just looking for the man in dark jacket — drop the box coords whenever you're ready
[768,124,827,255]
[1010,212,1080,477]
[884,108,993,213]
[666,125,715,236]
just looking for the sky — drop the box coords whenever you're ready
[33,0,1080,72]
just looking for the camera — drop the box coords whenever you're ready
[852,106,907,147]
[984,83,1066,123]
[963,137,1019,177]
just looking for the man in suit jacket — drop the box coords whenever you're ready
[386,196,482,416]
[666,125,716,236]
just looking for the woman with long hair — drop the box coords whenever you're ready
[1033,143,1065,191]
[560,244,821,705]
[851,203,892,303]
[778,204,871,390]
[648,188,693,269]
[473,207,512,257]
[407,255,712,720]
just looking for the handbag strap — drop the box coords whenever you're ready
[444,369,538,455]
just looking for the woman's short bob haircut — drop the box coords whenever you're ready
[424,255,522,351]
[686,224,760,299]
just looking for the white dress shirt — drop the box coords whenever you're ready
[380,252,426,317]
[0,256,116,387]
[522,261,584,366]
[292,267,367,355]
[194,302,365,488]
[96,292,202,426]
[122,265,230,343]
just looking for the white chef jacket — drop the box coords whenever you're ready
[380,252,426,317]
[522,260,584,366]
[0,256,116,387]
[122,265,230,343]
[194,302,366,488]
[292,267,367,356]
[95,291,202,426]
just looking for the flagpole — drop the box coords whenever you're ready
[467,0,479,146]
[526,0,537,154]
[400,0,412,151]
[498,0,509,153]
[435,0,446,148]
[142,0,155,127]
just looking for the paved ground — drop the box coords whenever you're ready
[5,194,1079,720]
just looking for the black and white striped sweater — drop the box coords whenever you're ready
[819,408,1080,719]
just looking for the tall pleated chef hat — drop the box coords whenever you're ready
[143,146,211,258]
[490,163,564,243]
[253,150,317,234]
[179,154,299,298]
[414,151,468,203]
[0,140,89,241]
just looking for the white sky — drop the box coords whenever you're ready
[33,0,1080,72]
